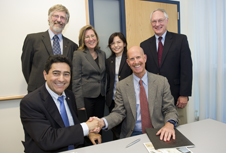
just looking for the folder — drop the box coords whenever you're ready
[145,128,195,150]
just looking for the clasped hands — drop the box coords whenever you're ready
[85,117,104,134]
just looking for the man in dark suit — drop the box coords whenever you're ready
[140,8,192,124]
[20,55,101,153]
[21,4,78,93]
[97,46,178,141]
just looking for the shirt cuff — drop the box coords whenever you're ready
[167,119,177,127]
[81,122,89,136]
[102,118,108,129]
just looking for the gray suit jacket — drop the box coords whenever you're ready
[21,30,78,92]
[105,71,178,138]
[72,49,106,109]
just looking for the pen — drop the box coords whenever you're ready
[126,138,141,148]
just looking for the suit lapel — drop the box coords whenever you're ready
[149,36,159,68]
[147,73,157,118]
[40,86,65,127]
[109,56,116,77]
[65,92,79,124]
[84,49,100,71]
[125,75,137,120]
[161,31,173,67]
[41,31,53,56]
[62,36,70,57]
[97,50,105,74]
[118,52,127,74]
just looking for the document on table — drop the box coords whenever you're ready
[144,142,193,153]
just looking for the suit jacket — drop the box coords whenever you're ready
[72,49,106,109]
[21,30,78,92]
[20,85,84,153]
[105,51,132,107]
[140,31,192,104]
[105,72,178,138]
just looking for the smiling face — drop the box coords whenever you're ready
[84,29,97,51]
[44,62,70,95]
[110,36,126,57]
[151,10,168,36]
[49,11,67,34]
[127,46,147,78]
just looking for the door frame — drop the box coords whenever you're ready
[88,0,180,37]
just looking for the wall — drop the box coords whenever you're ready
[0,0,86,152]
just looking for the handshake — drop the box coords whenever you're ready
[85,117,105,133]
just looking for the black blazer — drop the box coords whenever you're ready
[105,51,132,107]
[140,31,192,104]
[20,85,84,153]
[21,30,78,92]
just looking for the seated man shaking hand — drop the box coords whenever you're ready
[20,55,101,153]
[95,46,178,141]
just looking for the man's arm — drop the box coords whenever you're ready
[156,77,178,141]
[21,35,34,83]
[178,35,192,107]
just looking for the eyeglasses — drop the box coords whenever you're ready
[151,18,166,25]
[85,35,96,40]
[52,15,66,21]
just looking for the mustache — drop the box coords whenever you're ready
[54,21,63,25]
[132,63,142,67]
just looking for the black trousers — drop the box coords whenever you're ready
[84,94,105,119]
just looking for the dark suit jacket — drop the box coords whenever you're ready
[105,51,132,107]
[20,85,84,153]
[140,31,192,104]
[21,30,78,92]
[72,49,106,109]
[105,72,178,138]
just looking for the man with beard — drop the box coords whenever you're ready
[21,4,78,93]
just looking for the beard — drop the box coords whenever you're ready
[50,21,65,33]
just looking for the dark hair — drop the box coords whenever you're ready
[108,32,127,56]
[44,55,72,74]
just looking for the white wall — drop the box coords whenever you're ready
[0,0,86,152]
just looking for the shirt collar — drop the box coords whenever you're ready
[45,82,66,100]
[133,70,148,86]
[155,30,167,41]
[48,29,63,41]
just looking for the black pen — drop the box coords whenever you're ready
[126,138,141,148]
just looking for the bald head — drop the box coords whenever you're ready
[127,46,147,78]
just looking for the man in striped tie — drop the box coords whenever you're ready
[21,4,78,93]
[20,55,100,153]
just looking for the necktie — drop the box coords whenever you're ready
[158,37,163,67]
[139,80,153,133]
[53,35,61,55]
[58,96,74,150]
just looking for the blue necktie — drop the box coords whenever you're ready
[58,96,74,150]
[53,35,61,55]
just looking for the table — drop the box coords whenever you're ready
[61,119,226,153]
[177,118,226,152]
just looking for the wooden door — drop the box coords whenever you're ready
[125,0,178,48]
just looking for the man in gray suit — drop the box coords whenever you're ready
[21,4,78,93]
[97,46,178,141]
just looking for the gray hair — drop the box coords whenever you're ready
[48,4,70,24]
[150,8,168,21]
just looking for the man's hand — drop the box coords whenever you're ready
[176,96,188,108]
[88,133,101,145]
[156,122,175,141]
[86,117,100,133]
[79,107,85,110]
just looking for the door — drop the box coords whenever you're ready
[124,0,179,48]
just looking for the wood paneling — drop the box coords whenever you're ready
[125,0,178,48]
